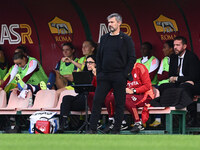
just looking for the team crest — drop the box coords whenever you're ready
[48,16,73,49]
[153,14,179,42]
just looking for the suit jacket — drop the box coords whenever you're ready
[96,32,136,81]
[169,50,200,83]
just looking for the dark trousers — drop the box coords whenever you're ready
[192,82,200,95]
[60,94,85,117]
[89,72,127,131]
[159,82,197,119]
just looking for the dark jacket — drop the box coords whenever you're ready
[169,50,200,83]
[96,32,136,81]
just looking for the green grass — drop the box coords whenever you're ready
[0,134,200,150]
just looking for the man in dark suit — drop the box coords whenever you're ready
[88,13,136,134]
[159,36,200,127]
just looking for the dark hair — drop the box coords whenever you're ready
[0,45,2,51]
[15,45,28,55]
[174,36,187,45]
[165,40,174,48]
[142,42,153,50]
[62,42,75,50]
[86,40,98,56]
[86,54,96,63]
[83,54,96,72]
[13,52,26,60]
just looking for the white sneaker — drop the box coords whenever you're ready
[121,120,128,130]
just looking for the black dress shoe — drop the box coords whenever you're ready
[103,120,114,134]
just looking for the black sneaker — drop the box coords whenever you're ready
[121,120,128,130]
[97,120,102,129]
[130,122,144,133]
[103,119,114,133]
[55,117,69,133]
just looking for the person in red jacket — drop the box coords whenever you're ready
[105,63,154,133]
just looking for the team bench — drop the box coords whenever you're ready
[70,107,187,134]
[0,90,187,134]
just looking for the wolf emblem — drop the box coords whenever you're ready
[156,21,176,33]
[51,23,71,35]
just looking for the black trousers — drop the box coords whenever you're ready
[89,72,127,131]
[60,93,85,117]
[159,82,197,119]
[192,82,200,95]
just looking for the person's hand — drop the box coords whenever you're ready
[185,81,194,85]
[61,57,65,62]
[90,66,96,76]
[169,76,177,83]
[10,88,19,94]
[126,88,133,94]
[61,57,72,63]
[0,87,3,91]
[54,69,60,74]
[193,95,199,101]
[145,103,151,107]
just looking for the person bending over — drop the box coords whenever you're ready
[0,51,48,98]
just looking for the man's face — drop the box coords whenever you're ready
[163,43,173,57]
[108,17,121,33]
[140,45,150,56]
[174,40,187,56]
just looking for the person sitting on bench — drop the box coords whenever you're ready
[105,63,154,133]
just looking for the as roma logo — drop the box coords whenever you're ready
[48,16,73,49]
[153,14,179,42]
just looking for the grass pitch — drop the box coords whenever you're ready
[0,134,200,150]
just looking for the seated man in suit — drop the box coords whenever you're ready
[159,36,200,127]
